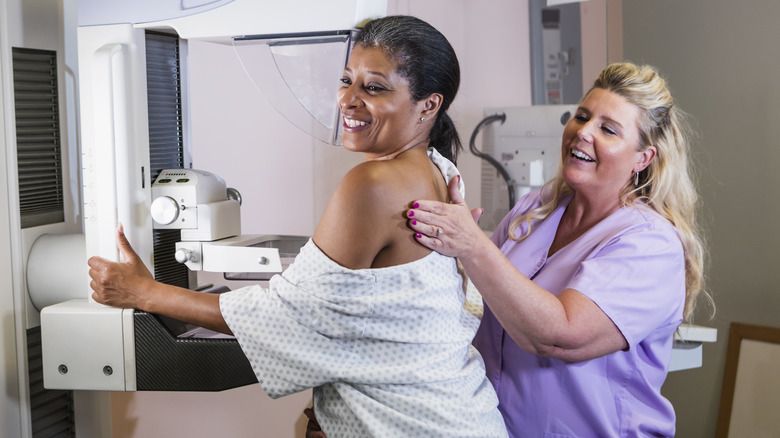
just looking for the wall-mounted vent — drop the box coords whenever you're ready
[12,48,64,228]
[27,326,75,438]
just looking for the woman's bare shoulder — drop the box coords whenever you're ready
[312,160,413,269]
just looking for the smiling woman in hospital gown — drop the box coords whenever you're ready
[88,15,507,438]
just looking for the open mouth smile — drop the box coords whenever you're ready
[571,149,595,162]
[344,117,371,128]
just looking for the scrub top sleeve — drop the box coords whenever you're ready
[568,222,686,348]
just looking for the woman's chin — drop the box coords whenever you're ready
[340,132,366,150]
[340,139,359,152]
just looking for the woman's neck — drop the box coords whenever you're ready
[563,194,622,231]
[548,194,622,257]
[365,139,429,162]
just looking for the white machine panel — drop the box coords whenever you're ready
[175,235,284,273]
[41,300,136,391]
[670,324,718,372]
[150,169,241,240]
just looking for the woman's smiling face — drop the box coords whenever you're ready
[337,45,429,160]
[561,87,655,201]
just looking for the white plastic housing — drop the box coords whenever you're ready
[41,300,136,391]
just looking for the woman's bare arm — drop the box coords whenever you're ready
[88,225,231,334]
[91,154,425,333]
[90,163,397,332]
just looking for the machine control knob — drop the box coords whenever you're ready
[151,196,180,225]
[174,248,198,264]
[227,187,242,205]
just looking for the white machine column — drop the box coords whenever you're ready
[40,24,152,398]
[79,23,154,287]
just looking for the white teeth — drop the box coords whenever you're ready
[572,150,595,162]
[345,118,368,128]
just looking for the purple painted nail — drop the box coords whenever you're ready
[416,233,422,239]
[413,202,420,208]
[412,219,417,225]
[409,211,414,217]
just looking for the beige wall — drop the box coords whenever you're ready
[622,2,780,437]
[580,0,623,88]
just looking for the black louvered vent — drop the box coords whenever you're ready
[146,31,189,288]
[27,326,75,438]
[146,31,185,177]
[153,228,190,287]
[12,48,64,228]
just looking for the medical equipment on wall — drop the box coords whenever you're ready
[471,105,575,232]
[529,0,583,105]
[470,105,717,371]
[32,0,388,393]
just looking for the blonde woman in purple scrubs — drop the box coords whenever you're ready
[408,62,712,437]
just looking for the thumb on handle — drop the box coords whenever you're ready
[115,223,139,264]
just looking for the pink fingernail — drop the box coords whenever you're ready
[412,219,417,225]
[409,211,414,217]
[416,233,422,239]
[413,202,419,208]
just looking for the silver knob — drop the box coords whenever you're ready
[150,196,180,225]
[175,248,198,264]
[227,187,242,206]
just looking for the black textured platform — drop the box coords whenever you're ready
[134,312,257,391]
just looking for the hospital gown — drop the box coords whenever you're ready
[219,149,507,437]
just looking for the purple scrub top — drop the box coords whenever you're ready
[473,191,685,438]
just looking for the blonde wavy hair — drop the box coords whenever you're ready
[508,62,711,322]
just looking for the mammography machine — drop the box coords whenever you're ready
[29,0,388,399]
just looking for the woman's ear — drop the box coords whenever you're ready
[634,145,657,173]
[420,93,444,120]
